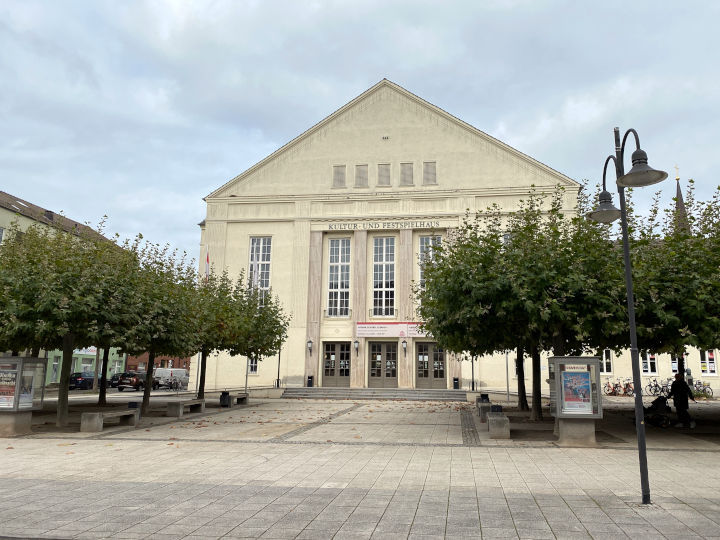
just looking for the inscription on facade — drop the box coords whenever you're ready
[327,220,441,231]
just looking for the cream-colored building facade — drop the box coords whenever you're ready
[195,79,580,392]
[193,79,720,394]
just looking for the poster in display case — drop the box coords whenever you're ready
[548,357,602,419]
[0,358,46,411]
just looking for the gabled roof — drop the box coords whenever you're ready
[207,79,578,199]
[0,190,104,240]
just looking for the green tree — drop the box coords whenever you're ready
[122,242,199,416]
[225,280,290,394]
[194,269,235,399]
[418,186,627,420]
[0,219,111,426]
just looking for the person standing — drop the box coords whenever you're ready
[668,373,696,428]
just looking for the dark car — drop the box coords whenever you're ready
[69,372,94,390]
[117,371,146,392]
[109,373,122,388]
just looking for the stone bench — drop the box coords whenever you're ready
[476,401,492,422]
[487,411,510,439]
[166,399,205,418]
[230,393,248,406]
[81,410,139,432]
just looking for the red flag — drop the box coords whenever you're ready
[205,248,210,281]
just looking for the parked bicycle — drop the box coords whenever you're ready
[622,378,634,397]
[645,378,662,396]
[603,378,626,396]
[694,380,713,397]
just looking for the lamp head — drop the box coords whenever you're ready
[617,148,668,187]
[586,189,621,224]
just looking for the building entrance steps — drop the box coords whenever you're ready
[282,387,467,401]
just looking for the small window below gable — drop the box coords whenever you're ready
[400,162,414,186]
[332,165,346,188]
[377,163,391,186]
[355,164,368,188]
[423,162,437,185]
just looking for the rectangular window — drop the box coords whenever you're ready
[642,353,658,375]
[373,237,395,316]
[52,356,61,382]
[249,357,258,374]
[249,236,272,304]
[400,162,413,186]
[378,163,391,186]
[332,165,346,188]
[327,238,350,316]
[355,164,368,188]
[671,356,679,374]
[419,235,441,291]
[600,350,613,373]
[0,227,4,244]
[701,350,717,375]
[423,161,437,185]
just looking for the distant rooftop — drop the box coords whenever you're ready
[0,190,104,240]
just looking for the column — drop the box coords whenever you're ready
[397,229,414,387]
[304,231,323,385]
[351,230,367,387]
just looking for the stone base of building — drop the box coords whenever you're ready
[0,411,33,437]
[557,418,597,447]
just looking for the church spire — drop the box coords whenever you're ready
[674,165,690,233]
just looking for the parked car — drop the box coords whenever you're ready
[153,368,189,390]
[109,373,122,388]
[69,372,94,390]
[117,372,146,392]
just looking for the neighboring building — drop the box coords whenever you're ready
[126,353,191,372]
[0,190,97,245]
[194,79,581,391]
[45,348,126,385]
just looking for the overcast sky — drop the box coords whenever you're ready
[2,0,718,259]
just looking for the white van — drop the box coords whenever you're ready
[153,368,189,389]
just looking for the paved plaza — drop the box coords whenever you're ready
[2,396,720,539]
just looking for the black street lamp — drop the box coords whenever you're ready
[587,127,667,504]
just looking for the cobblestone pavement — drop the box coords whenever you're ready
[2,398,720,539]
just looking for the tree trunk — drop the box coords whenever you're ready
[57,333,75,427]
[197,346,208,399]
[141,350,156,416]
[98,347,110,406]
[529,346,543,421]
[515,346,529,411]
[676,352,686,378]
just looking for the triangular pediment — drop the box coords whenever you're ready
[207,79,577,200]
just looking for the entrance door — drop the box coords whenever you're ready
[323,342,351,387]
[416,343,446,389]
[368,342,398,388]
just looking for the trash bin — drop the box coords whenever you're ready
[480,393,490,403]
[307,375,314,387]
[490,404,503,413]
[453,377,459,390]
[220,391,230,408]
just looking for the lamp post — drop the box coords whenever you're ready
[587,127,667,505]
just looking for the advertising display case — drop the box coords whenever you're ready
[0,357,46,412]
[548,356,602,419]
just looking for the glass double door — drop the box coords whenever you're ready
[323,342,351,387]
[368,342,398,388]
[416,343,446,389]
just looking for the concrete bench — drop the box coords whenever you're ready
[166,399,205,418]
[487,411,510,439]
[81,410,139,432]
[476,401,492,422]
[230,393,248,406]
